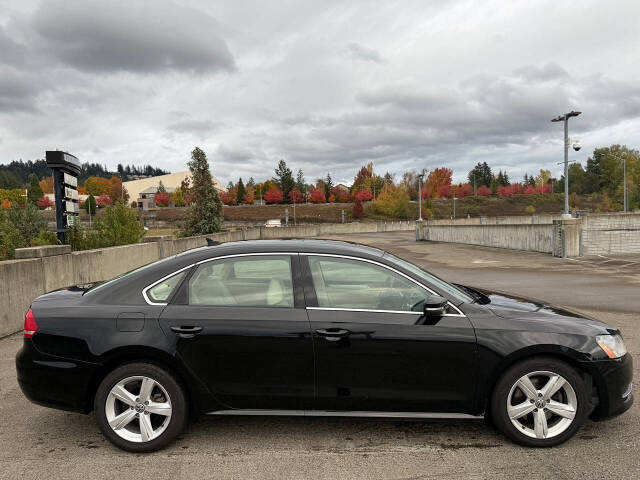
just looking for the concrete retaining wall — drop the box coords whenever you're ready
[417,223,554,253]
[581,213,640,256]
[0,221,413,337]
[417,212,640,258]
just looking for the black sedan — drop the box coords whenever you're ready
[16,239,633,452]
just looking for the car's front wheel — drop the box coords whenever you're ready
[95,362,187,452]
[491,357,589,447]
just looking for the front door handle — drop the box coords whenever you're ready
[170,325,203,338]
[315,328,350,341]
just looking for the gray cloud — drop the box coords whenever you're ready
[1,0,640,186]
[346,42,382,63]
[32,0,235,73]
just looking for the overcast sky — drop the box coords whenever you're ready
[1,0,639,185]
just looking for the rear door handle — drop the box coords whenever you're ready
[315,328,350,341]
[170,326,203,338]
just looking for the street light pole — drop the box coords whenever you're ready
[551,110,581,218]
[609,152,628,212]
[417,173,424,221]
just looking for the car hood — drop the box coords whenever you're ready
[467,286,614,335]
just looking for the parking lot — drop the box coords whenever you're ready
[1,231,638,479]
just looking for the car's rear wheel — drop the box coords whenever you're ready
[491,357,588,447]
[95,363,187,452]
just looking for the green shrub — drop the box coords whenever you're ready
[7,203,47,245]
[31,230,59,247]
[67,202,144,250]
[0,210,25,259]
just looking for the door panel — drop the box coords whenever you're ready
[308,310,477,412]
[303,254,477,413]
[159,254,313,410]
[160,305,313,410]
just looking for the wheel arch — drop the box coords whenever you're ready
[85,345,203,419]
[481,346,599,420]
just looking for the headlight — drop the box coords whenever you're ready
[596,334,627,359]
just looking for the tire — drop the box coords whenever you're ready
[95,362,187,452]
[491,357,588,447]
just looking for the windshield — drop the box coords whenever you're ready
[383,253,474,304]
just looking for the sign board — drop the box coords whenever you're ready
[46,151,81,243]
[65,200,79,214]
[63,172,77,187]
[64,187,78,200]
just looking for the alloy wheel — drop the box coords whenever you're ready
[105,376,172,443]
[506,370,577,440]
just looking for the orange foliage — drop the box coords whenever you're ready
[426,168,452,198]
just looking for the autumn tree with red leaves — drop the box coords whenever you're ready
[264,187,283,204]
[426,167,452,198]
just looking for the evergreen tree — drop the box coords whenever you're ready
[84,194,97,215]
[236,178,245,204]
[27,173,43,204]
[179,147,223,237]
[157,181,166,193]
[295,169,305,192]
[247,177,255,187]
[273,160,294,201]
[324,172,333,198]
[468,162,493,188]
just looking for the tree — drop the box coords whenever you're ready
[426,168,452,198]
[289,188,303,204]
[295,169,305,192]
[27,173,43,204]
[468,162,492,189]
[172,187,185,207]
[457,183,473,198]
[352,163,373,194]
[264,187,283,204]
[273,160,294,201]
[108,177,129,204]
[373,184,411,219]
[535,169,552,188]
[7,202,47,247]
[236,178,245,204]
[309,188,326,203]
[154,192,171,207]
[496,170,510,187]
[92,203,144,247]
[179,147,224,237]
[84,194,97,215]
[355,189,373,201]
[0,170,21,189]
[84,176,112,196]
[477,185,491,196]
[97,194,112,206]
[37,196,54,209]
[568,163,586,194]
[324,172,333,199]
[39,176,54,194]
[352,198,363,219]
[157,181,166,193]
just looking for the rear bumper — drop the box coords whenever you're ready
[16,338,99,414]
[588,353,633,419]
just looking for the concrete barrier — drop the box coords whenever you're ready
[417,212,640,258]
[0,221,413,336]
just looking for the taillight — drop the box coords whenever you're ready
[24,308,38,338]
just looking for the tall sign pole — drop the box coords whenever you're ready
[46,151,80,244]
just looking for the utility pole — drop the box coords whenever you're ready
[417,173,424,221]
[609,152,628,212]
[453,195,457,219]
[551,110,581,218]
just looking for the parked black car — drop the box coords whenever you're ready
[16,240,632,451]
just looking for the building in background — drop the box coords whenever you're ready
[124,171,226,210]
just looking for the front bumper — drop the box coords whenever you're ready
[16,338,99,413]
[587,353,633,419]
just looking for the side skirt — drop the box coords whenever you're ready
[207,409,483,420]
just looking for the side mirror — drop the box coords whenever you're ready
[423,294,448,322]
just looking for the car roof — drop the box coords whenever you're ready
[176,238,385,261]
